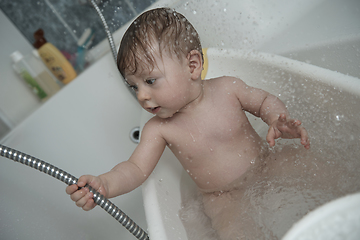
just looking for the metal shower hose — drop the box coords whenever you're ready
[0,144,149,240]
[88,0,137,99]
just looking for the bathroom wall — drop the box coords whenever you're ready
[0,10,40,139]
[0,0,156,57]
[259,0,360,78]
[0,0,156,140]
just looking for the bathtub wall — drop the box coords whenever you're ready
[171,0,360,78]
[260,0,360,79]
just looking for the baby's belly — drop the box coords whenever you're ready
[184,140,267,191]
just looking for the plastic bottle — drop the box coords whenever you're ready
[31,50,62,95]
[10,51,48,101]
[33,29,77,84]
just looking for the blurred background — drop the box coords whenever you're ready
[0,0,156,139]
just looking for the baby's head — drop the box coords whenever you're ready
[117,7,203,78]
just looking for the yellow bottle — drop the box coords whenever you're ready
[33,29,77,84]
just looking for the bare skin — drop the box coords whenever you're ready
[66,47,310,211]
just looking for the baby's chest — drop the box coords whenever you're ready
[166,108,248,149]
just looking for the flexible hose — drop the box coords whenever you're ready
[88,0,137,99]
[0,144,149,240]
[89,0,117,62]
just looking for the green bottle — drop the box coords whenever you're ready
[11,51,48,101]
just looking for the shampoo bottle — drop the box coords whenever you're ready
[31,50,62,95]
[10,51,48,101]
[33,29,77,84]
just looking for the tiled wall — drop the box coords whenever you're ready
[0,0,156,67]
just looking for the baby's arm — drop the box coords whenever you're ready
[230,77,310,149]
[66,119,166,211]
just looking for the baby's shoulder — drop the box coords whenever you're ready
[144,116,165,129]
[206,76,246,87]
[144,116,176,134]
[205,76,248,93]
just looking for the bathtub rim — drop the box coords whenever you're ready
[282,192,360,240]
[205,48,360,95]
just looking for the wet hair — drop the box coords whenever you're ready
[117,7,203,78]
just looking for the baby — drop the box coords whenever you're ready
[66,7,310,239]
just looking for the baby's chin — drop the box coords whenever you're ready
[156,110,178,119]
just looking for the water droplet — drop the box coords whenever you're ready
[184,2,189,7]
[335,114,344,121]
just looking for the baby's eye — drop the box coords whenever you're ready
[129,85,138,91]
[145,79,156,85]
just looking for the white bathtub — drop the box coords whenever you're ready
[141,47,360,239]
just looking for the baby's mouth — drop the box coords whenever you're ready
[149,106,161,114]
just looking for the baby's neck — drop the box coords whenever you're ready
[178,81,204,114]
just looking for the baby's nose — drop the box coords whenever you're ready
[137,88,151,102]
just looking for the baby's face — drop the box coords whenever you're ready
[125,48,196,118]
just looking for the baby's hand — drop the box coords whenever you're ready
[66,175,107,211]
[266,114,310,149]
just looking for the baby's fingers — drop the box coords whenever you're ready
[266,126,280,147]
[66,184,79,195]
[290,119,302,127]
[75,191,95,211]
[82,198,97,211]
[70,187,89,203]
[302,138,311,149]
[300,127,310,149]
[69,187,95,210]
[77,175,94,188]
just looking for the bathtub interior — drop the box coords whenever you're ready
[141,48,360,239]
[0,52,147,240]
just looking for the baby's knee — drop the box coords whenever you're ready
[202,192,233,219]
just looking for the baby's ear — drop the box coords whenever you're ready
[187,50,203,80]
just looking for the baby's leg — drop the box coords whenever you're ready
[201,144,358,240]
[202,191,240,240]
[202,189,269,240]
